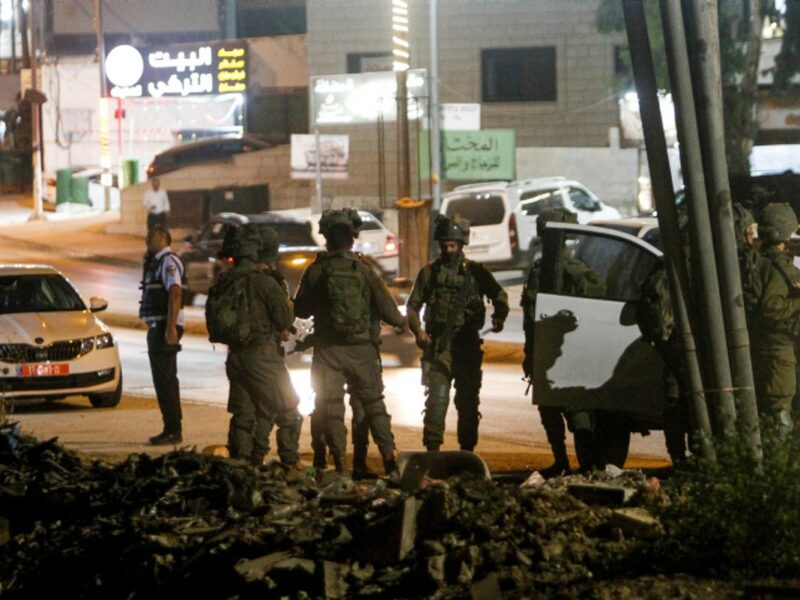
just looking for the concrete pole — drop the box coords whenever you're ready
[94,0,111,211]
[659,0,741,441]
[622,0,715,459]
[28,0,42,219]
[683,0,760,448]
[429,0,442,211]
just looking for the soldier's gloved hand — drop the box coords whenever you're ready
[491,318,504,333]
[415,331,430,350]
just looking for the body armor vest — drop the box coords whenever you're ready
[139,252,186,320]
[424,260,485,333]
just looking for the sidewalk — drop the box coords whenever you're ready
[0,200,526,363]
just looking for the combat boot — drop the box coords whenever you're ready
[382,449,400,477]
[282,462,306,484]
[540,442,571,479]
[352,444,378,480]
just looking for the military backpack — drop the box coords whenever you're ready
[321,255,372,343]
[205,270,259,346]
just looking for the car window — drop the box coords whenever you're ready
[445,193,505,226]
[0,275,86,314]
[518,188,565,216]
[558,232,659,302]
[569,187,599,211]
[358,214,382,231]
[268,222,317,247]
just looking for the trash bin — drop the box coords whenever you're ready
[122,158,139,188]
[56,168,72,204]
[70,175,90,205]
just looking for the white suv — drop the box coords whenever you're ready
[440,177,621,269]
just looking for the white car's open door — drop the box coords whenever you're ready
[533,222,666,422]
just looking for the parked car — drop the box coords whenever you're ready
[179,212,321,299]
[440,177,621,269]
[532,219,665,466]
[275,208,399,278]
[146,134,272,178]
[0,265,122,407]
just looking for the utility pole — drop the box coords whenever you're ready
[429,0,442,212]
[622,0,715,459]
[28,0,42,219]
[684,0,760,449]
[94,0,111,211]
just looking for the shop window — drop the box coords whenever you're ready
[481,47,556,103]
[236,5,306,37]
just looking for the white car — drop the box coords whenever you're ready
[0,265,122,407]
[440,177,621,269]
[276,208,399,278]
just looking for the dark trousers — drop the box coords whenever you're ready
[147,322,183,434]
[147,212,167,232]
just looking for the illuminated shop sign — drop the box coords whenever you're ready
[311,69,427,125]
[105,42,248,99]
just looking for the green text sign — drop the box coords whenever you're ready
[419,129,516,181]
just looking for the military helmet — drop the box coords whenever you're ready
[732,203,755,245]
[318,208,363,239]
[536,207,577,238]
[433,214,470,244]
[223,223,261,260]
[255,226,280,264]
[758,202,798,244]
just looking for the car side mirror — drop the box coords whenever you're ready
[90,297,108,312]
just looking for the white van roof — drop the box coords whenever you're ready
[507,176,569,190]
[449,181,509,194]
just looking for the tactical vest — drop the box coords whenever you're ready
[424,259,484,333]
[319,254,372,345]
[139,252,186,320]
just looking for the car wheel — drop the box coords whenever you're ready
[89,373,122,408]
[593,410,631,468]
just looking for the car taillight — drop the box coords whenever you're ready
[509,214,518,250]
[385,234,398,254]
[225,257,234,264]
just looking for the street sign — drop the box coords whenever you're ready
[310,69,428,125]
[290,134,349,179]
[440,103,480,131]
[419,129,516,181]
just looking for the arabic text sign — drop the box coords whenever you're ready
[290,134,349,180]
[419,130,515,181]
[311,69,427,125]
[106,42,248,99]
[440,103,481,131]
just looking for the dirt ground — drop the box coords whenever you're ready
[8,394,670,473]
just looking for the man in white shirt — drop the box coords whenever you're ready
[139,226,186,445]
[142,176,170,232]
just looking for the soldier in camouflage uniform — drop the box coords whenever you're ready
[521,208,605,474]
[240,224,305,467]
[221,226,303,477]
[407,215,509,452]
[750,203,800,435]
[294,208,405,477]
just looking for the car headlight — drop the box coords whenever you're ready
[80,337,95,356]
[288,256,311,267]
[95,333,114,350]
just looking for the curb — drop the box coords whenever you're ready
[101,312,526,365]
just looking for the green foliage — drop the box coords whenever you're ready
[651,431,800,579]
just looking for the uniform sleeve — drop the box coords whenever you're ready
[365,267,405,328]
[160,255,184,291]
[406,265,431,336]
[293,262,321,319]
[257,275,295,331]
[162,190,170,212]
[473,262,509,322]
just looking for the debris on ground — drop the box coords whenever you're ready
[0,423,743,598]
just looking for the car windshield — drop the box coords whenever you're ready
[269,222,317,247]
[445,193,505,225]
[0,274,86,314]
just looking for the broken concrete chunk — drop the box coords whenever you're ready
[234,551,294,582]
[321,561,350,599]
[610,507,662,538]
[567,483,636,506]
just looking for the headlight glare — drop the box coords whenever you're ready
[80,337,95,356]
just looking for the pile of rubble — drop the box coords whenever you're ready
[0,423,738,598]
